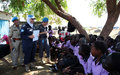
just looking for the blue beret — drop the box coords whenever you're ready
[42,17,49,22]
[12,17,18,22]
[28,15,35,19]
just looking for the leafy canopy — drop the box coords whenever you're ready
[90,0,106,17]
[90,0,119,17]
[1,0,68,24]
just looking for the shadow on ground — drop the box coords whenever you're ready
[0,53,61,75]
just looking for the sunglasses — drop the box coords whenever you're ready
[31,18,35,20]
[13,19,19,22]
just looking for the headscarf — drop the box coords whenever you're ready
[27,15,35,28]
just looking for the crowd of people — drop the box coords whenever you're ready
[0,15,120,75]
[49,34,120,75]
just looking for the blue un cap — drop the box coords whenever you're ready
[12,17,18,22]
[28,15,35,19]
[42,17,49,22]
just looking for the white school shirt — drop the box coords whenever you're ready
[77,54,94,74]
[91,60,109,75]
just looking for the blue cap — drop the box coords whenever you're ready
[12,17,18,22]
[28,15,35,19]
[42,17,49,22]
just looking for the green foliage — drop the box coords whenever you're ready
[60,0,68,11]
[90,0,120,17]
[9,0,26,14]
[2,0,68,25]
[90,0,106,17]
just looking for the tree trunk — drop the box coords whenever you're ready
[100,14,119,38]
[100,0,120,39]
[42,0,89,41]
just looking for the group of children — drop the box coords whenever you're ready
[48,33,120,75]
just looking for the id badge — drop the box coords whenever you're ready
[29,29,33,32]
[42,40,44,43]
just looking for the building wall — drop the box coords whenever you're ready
[0,11,12,37]
[0,11,12,20]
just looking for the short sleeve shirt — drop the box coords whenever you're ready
[9,25,21,38]
[39,24,47,38]
[92,60,109,75]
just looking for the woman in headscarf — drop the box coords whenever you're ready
[21,15,37,72]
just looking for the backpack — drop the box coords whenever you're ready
[67,21,76,32]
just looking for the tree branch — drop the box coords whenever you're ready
[55,0,64,12]
[106,0,117,16]
[117,1,120,13]
[42,0,89,41]
[42,0,71,20]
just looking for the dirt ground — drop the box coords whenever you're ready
[0,53,61,75]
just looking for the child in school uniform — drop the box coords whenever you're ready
[63,35,73,48]
[90,41,109,75]
[48,25,53,37]
[105,38,117,54]
[50,37,57,60]
[77,44,92,74]
[63,44,91,75]
[68,39,80,56]
[63,39,71,48]
[55,40,62,48]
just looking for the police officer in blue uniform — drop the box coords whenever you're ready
[20,15,37,72]
[38,17,50,64]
